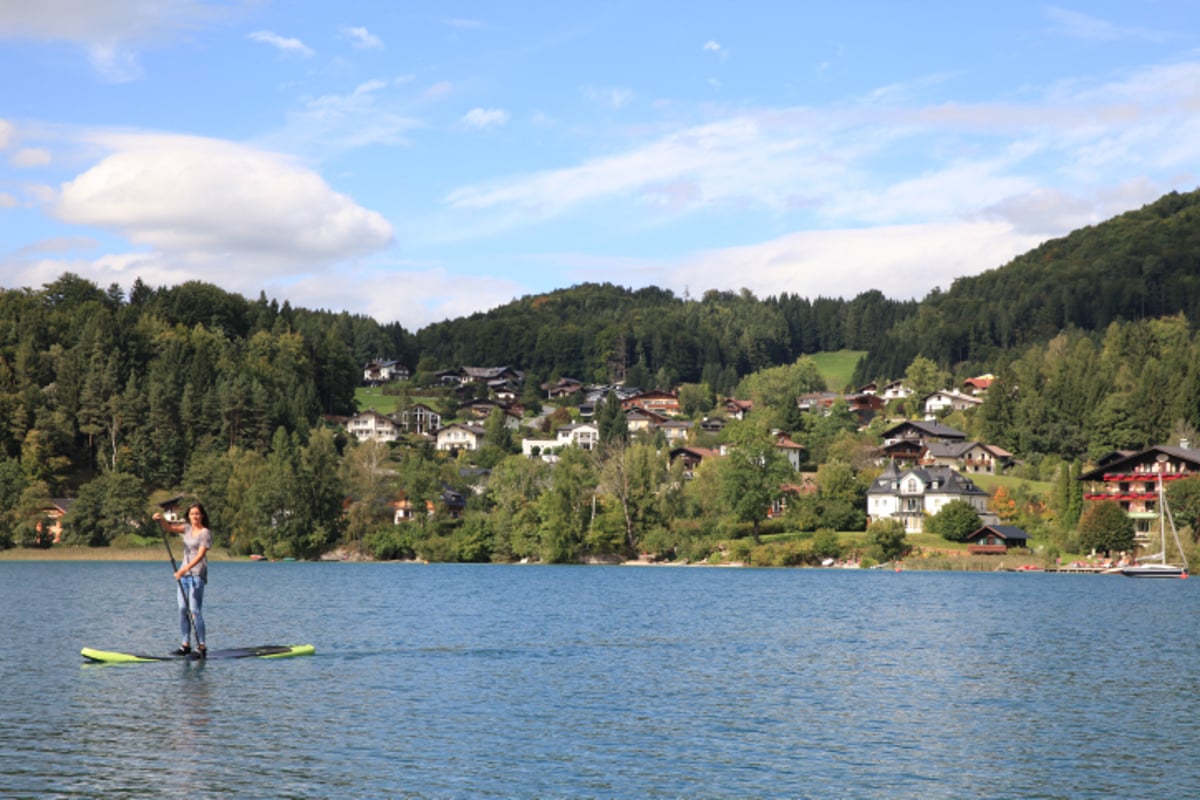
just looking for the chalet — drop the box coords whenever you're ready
[867,462,995,533]
[966,525,1029,554]
[923,390,983,418]
[346,409,400,443]
[435,423,486,453]
[669,446,722,479]
[656,419,693,445]
[363,360,409,385]
[699,417,727,433]
[797,391,841,413]
[923,441,1013,475]
[621,390,681,416]
[542,377,584,399]
[857,381,878,395]
[774,432,806,471]
[625,406,668,434]
[879,381,913,401]
[393,496,435,523]
[880,420,967,464]
[962,374,995,395]
[1078,441,1200,542]
[723,398,753,420]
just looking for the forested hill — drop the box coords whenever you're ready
[413,284,914,394]
[853,188,1200,382]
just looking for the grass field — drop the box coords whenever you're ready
[969,472,1054,497]
[355,386,401,414]
[808,350,867,392]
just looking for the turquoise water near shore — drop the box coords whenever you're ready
[2,561,1198,799]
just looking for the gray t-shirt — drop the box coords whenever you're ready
[182,524,212,582]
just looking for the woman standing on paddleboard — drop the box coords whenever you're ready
[152,503,211,659]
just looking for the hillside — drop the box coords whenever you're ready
[855,188,1200,381]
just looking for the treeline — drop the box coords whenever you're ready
[414,284,917,394]
[855,188,1200,381]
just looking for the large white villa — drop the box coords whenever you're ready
[867,461,997,533]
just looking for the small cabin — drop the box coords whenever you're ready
[966,525,1029,554]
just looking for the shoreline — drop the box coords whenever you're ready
[0,545,1055,572]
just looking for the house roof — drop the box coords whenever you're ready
[867,464,987,497]
[969,525,1028,542]
[924,441,978,459]
[882,420,968,440]
[1078,444,1200,481]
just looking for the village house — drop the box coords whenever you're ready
[668,446,722,479]
[395,403,442,436]
[346,409,401,443]
[555,421,600,451]
[656,419,693,445]
[923,441,1013,475]
[962,374,995,395]
[621,389,681,416]
[362,359,409,385]
[624,406,668,434]
[879,420,968,464]
[435,423,486,454]
[923,389,984,419]
[866,462,996,533]
[722,398,753,420]
[879,380,914,401]
[774,432,806,471]
[541,377,584,399]
[1078,440,1200,542]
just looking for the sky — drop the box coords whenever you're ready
[1,2,1199,331]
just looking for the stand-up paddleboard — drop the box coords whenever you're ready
[81,644,315,663]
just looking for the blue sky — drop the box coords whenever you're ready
[2,2,1199,330]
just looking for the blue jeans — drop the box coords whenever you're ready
[177,576,206,645]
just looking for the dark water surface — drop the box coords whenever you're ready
[2,561,1198,799]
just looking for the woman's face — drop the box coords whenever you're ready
[188,506,204,527]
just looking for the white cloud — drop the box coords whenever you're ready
[53,133,392,275]
[703,41,721,52]
[11,147,52,168]
[248,30,314,57]
[0,1,231,80]
[658,221,1048,304]
[342,26,382,50]
[0,193,16,209]
[0,119,13,149]
[462,108,510,130]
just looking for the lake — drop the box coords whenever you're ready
[2,561,1198,799]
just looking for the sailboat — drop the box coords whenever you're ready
[1121,461,1189,579]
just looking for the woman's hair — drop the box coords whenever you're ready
[188,503,211,529]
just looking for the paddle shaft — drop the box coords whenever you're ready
[159,522,199,648]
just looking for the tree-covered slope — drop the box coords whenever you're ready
[856,188,1200,381]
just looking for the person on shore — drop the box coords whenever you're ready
[152,504,212,659]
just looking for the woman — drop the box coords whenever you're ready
[152,503,212,658]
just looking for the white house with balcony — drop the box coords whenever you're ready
[346,409,400,443]
[435,423,485,453]
[867,462,996,533]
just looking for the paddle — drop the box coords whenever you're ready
[157,517,200,655]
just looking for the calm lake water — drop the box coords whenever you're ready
[2,561,1198,799]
